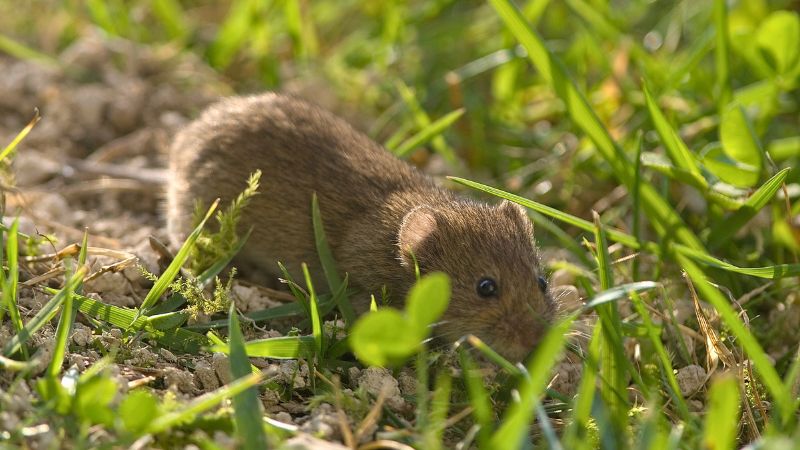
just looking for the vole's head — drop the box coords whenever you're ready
[398,200,556,362]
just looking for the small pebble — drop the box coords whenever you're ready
[676,364,706,395]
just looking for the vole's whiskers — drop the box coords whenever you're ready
[565,329,591,340]
[429,319,451,328]
[553,290,570,301]
[427,339,457,354]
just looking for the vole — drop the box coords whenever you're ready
[166,93,555,362]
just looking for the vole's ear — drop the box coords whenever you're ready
[499,200,533,234]
[398,206,438,267]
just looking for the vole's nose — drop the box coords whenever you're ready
[497,319,549,362]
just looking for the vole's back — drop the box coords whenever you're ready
[167,93,448,294]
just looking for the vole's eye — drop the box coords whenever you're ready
[476,277,498,298]
[537,276,548,293]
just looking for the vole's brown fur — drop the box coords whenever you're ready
[167,93,555,361]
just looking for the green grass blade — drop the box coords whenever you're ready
[67,291,210,353]
[77,230,89,278]
[464,335,522,376]
[677,253,793,424]
[392,108,465,159]
[0,218,4,324]
[324,337,351,361]
[152,328,211,354]
[422,372,452,450]
[207,0,258,69]
[4,267,87,356]
[581,281,660,311]
[146,293,187,316]
[665,29,716,90]
[196,227,252,287]
[186,302,305,331]
[86,0,116,34]
[146,311,189,330]
[450,176,800,279]
[393,81,460,163]
[86,0,131,37]
[147,370,265,434]
[634,404,671,450]
[227,304,269,449]
[0,224,31,243]
[563,0,657,76]
[69,291,149,330]
[2,218,22,337]
[767,136,800,161]
[278,261,311,318]
[383,121,414,150]
[706,188,745,211]
[565,0,623,38]
[567,281,653,447]
[320,274,349,319]
[1,110,40,162]
[0,36,58,68]
[151,0,190,42]
[312,193,355,326]
[487,0,705,253]
[489,314,574,448]
[135,199,219,321]
[676,247,800,279]
[592,213,630,440]
[535,401,562,450]
[415,347,430,435]
[295,277,347,330]
[784,347,800,414]
[720,105,764,181]
[708,168,790,249]
[302,263,323,358]
[628,291,690,418]
[632,135,643,280]
[0,354,38,371]
[450,176,628,242]
[211,335,316,359]
[284,0,318,58]
[46,260,78,378]
[563,323,601,449]
[702,375,740,450]
[640,154,708,192]
[643,83,705,185]
[714,0,732,110]
[594,212,613,291]
[458,349,493,448]
[702,153,760,189]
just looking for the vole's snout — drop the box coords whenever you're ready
[492,291,558,362]
[436,279,557,362]
[509,316,551,362]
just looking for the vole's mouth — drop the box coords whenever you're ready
[492,316,551,362]
[438,328,538,363]
[425,313,550,363]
